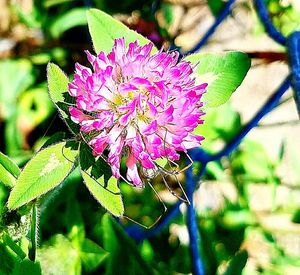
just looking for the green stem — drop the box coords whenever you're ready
[29,203,38,262]
[2,234,26,259]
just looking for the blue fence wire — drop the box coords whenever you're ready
[288,32,300,117]
[188,0,236,54]
[125,0,299,274]
[254,0,286,46]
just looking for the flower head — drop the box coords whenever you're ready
[68,38,206,186]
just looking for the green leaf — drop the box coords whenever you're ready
[0,59,34,119]
[18,87,54,130]
[230,140,274,182]
[49,8,88,39]
[0,152,20,187]
[207,0,225,16]
[221,210,256,229]
[47,62,68,106]
[102,214,154,275]
[184,52,251,107]
[12,259,42,275]
[80,239,108,272]
[4,113,23,156]
[41,132,67,149]
[2,234,26,260]
[47,62,79,133]
[0,242,19,274]
[195,102,241,145]
[86,9,157,54]
[223,250,248,275]
[79,143,124,217]
[44,0,73,8]
[8,141,78,210]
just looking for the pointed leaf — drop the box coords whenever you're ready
[79,143,124,217]
[8,141,78,210]
[102,214,154,275]
[184,52,251,107]
[80,239,108,272]
[47,62,68,103]
[86,9,157,54]
[47,62,79,133]
[0,151,20,187]
[224,250,248,275]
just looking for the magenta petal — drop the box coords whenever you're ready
[126,152,143,186]
[67,38,206,186]
[143,120,158,135]
[69,107,90,123]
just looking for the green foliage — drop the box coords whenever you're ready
[47,63,79,133]
[230,140,278,183]
[0,152,20,187]
[207,0,225,16]
[46,62,69,110]
[223,250,248,275]
[8,141,78,210]
[80,144,124,217]
[12,259,42,275]
[38,234,82,274]
[80,239,108,273]
[49,8,88,38]
[102,214,154,275]
[1,234,26,260]
[18,87,54,131]
[1,3,299,275]
[267,0,300,36]
[185,52,251,107]
[0,235,40,275]
[86,9,157,54]
[0,60,34,120]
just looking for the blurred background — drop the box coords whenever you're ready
[0,0,300,274]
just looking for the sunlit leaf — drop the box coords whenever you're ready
[184,52,251,107]
[47,62,79,133]
[79,143,124,217]
[86,9,157,54]
[47,63,68,106]
[0,151,20,187]
[8,141,78,210]
[44,0,73,8]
